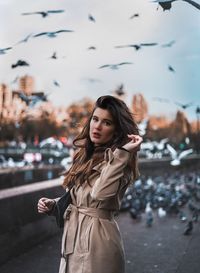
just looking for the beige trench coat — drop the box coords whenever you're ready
[58,148,131,273]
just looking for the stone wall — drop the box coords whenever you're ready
[0,179,64,265]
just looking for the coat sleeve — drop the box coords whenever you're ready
[90,148,130,201]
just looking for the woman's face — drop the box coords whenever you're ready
[89,107,115,146]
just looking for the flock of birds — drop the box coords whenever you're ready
[140,139,193,166]
[1,1,199,72]
[1,1,199,111]
[120,171,200,235]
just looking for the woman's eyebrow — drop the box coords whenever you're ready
[92,115,113,123]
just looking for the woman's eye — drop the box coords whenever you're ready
[104,121,111,126]
[92,116,98,121]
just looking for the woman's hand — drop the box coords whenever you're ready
[37,197,55,214]
[122,134,143,153]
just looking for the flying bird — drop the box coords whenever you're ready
[88,14,96,22]
[84,78,102,83]
[115,42,158,51]
[11,60,29,69]
[129,13,139,19]
[161,40,176,47]
[11,76,19,84]
[0,47,12,55]
[21,9,65,18]
[174,101,193,109]
[140,42,158,46]
[153,0,200,11]
[53,80,60,87]
[113,84,125,97]
[50,52,57,59]
[49,51,66,60]
[166,144,193,166]
[115,44,141,51]
[99,62,133,70]
[152,97,170,103]
[13,91,48,107]
[168,65,175,72]
[87,46,96,50]
[16,33,32,44]
[33,29,74,38]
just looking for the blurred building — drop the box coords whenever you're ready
[169,111,192,143]
[19,75,35,95]
[0,83,26,122]
[132,93,148,123]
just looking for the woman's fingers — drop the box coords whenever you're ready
[123,134,143,152]
[127,134,143,144]
[37,198,51,213]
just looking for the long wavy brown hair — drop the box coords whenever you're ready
[63,95,140,188]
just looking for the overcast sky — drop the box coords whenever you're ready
[0,0,200,120]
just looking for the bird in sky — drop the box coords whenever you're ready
[21,9,65,18]
[87,46,96,50]
[99,62,133,70]
[49,51,66,60]
[113,84,125,97]
[115,44,141,51]
[50,52,57,59]
[115,42,158,51]
[83,78,102,83]
[16,33,32,45]
[0,47,12,55]
[112,84,127,101]
[152,96,170,103]
[11,60,29,69]
[53,80,60,87]
[174,101,193,109]
[168,65,175,72]
[161,40,176,47]
[13,91,48,107]
[88,14,96,22]
[129,13,139,19]
[33,29,74,38]
[11,76,19,84]
[153,0,200,11]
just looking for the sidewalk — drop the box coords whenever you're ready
[0,211,199,273]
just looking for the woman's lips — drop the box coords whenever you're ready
[92,132,101,138]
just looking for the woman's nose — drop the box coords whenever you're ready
[95,121,102,130]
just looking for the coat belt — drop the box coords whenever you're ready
[62,204,114,256]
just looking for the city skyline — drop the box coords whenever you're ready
[1,0,200,121]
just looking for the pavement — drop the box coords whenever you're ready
[0,211,199,273]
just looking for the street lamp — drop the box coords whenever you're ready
[196,106,200,153]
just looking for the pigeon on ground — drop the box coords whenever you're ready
[183,220,193,235]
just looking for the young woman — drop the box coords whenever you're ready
[38,95,142,273]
